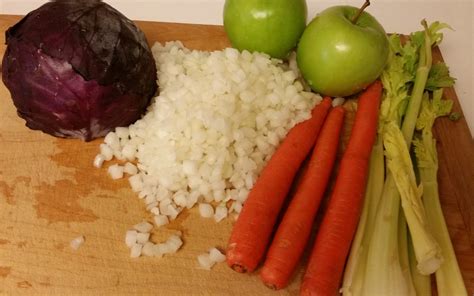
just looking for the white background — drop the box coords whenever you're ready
[1,0,473,136]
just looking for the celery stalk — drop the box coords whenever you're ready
[420,166,467,295]
[398,211,416,296]
[408,231,432,296]
[386,20,446,276]
[363,23,441,294]
[341,136,384,296]
[359,28,422,295]
[400,20,432,144]
[365,138,385,223]
[362,175,410,296]
[384,122,442,274]
[344,20,454,295]
[414,89,467,295]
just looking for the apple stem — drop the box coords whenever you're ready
[351,0,371,24]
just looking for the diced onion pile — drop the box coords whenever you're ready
[94,41,321,260]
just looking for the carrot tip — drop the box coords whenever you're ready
[231,264,247,273]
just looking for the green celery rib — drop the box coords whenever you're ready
[346,20,455,295]
[394,21,443,275]
[415,131,467,295]
[411,68,465,294]
[341,136,384,296]
[408,231,432,296]
[362,175,410,296]
[398,210,417,296]
[401,20,432,145]
[421,167,467,295]
[384,122,442,275]
[362,24,436,293]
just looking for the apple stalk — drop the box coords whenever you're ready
[351,0,371,24]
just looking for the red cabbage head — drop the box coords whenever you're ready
[2,0,157,141]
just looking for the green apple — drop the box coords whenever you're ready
[297,5,389,97]
[223,0,307,59]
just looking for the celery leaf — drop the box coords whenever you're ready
[426,62,456,91]
[415,89,453,131]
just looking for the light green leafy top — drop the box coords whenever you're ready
[379,35,413,128]
[416,89,453,131]
[413,89,453,169]
[426,63,456,91]
[409,21,455,90]
[410,21,453,49]
[379,21,453,129]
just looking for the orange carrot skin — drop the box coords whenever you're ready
[260,106,345,290]
[226,98,332,273]
[300,81,382,296]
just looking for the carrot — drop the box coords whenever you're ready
[226,97,332,273]
[300,81,382,296]
[259,106,345,290]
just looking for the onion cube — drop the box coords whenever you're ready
[332,97,345,107]
[209,248,226,263]
[136,232,150,244]
[197,253,215,270]
[133,221,153,233]
[142,242,155,257]
[104,132,120,150]
[152,243,167,257]
[108,164,124,180]
[93,154,106,168]
[128,174,143,192]
[150,207,160,215]
[123,162,138,175]
[165,235,183,252]
[154,215,169,227]
[70,235,85,250]
[122,144,136,161]
[125,230,138,248]
[199,203,214,218]
[214,204,228,222]
[130,243,143,258]
[99,143,114,161]
[115,127,130,139]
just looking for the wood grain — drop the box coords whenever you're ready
[0,15,472,295]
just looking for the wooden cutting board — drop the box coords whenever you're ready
[0,15,473,295]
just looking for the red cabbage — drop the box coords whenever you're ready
[2,0,157,141]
